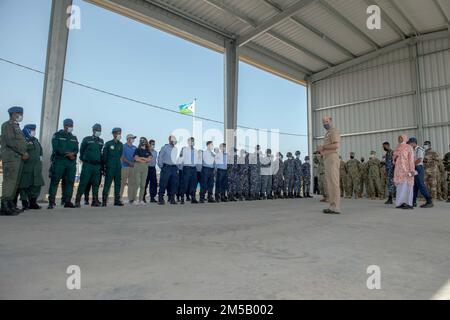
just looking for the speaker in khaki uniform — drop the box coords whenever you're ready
[317,116,341,214]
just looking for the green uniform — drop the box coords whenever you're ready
[75,135,104,201]
[102,139,123,202]
[48,130,79,204]
[1,120,27,201]
[437,159,447,201]
[18,136,44,200]
[359,162,368,198]
[345,159,361,198]
[367,157,383,199]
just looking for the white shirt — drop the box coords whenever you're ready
[202,149,216,168]
[414,146,425,166]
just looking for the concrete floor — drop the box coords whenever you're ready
[0,197,449,300]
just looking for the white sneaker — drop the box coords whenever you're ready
[138,200,145,206]
[133,201,140,206]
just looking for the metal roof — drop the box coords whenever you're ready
[89,0,450,84]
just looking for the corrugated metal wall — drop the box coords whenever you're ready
[312,36,450,160]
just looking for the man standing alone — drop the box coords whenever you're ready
[317,116,341,214]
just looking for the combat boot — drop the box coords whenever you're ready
[208,195,216,203]
[150,197,157,203]
[1,200,19,216]
[64,201,76,208]
[47,198,56,210]
[180,196,185,205]
[74,195,82,208]
[102,195,108,207]
[91,196,101,207]
[221,194,228,202]
[22,200,30,210]
[169,196,177,205]
[114,196,124,206]
[384,195,393,205]
[84,196,90,206]
[29,198,41,210]
[215,194,221,203]
[191,196,199,204]
[158,195,165,205]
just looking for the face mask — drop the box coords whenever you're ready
[30,131,36,137]
[424,145,430,150]
[305,160,310,163]
[16,115,23,123]
[67,127,73,133]
[116,135,122,141]
[94,131,101,138]
[323,123,331,130]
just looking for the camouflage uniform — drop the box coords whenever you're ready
[345,157,361,198]
[249,150,262,199]
[359,159,368,198]
[384,149,395,197]
[437,159,447,201]
[293,153,303,197]
[227,152,240,201]
[272,154,285,198]
[301,159,311,197]
[283,154,295,197]
[339,158,347,197]
[423,147,440,199]
[367,155,383,199]
[239,151,250,200]
[444,150,450,201]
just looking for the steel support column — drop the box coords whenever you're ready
[40,0,72,199]
[307,81,314,187]
[224,39,239,153]
[410,42,424,143]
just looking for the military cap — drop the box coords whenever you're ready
[408,137,417,144]
[92,123,102,131]
[63,118,74,127]
[112,127,122,133]
[8,106,23,114]
[24,124,36,131]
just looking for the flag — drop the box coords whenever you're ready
[178,100,196,115]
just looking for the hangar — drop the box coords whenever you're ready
[41,0,450,176]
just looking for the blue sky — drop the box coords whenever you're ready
[0,0,307,155]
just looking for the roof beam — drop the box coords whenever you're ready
[432,0,450,29]
[308,29,450,82]
[317,0,381,49]
[89,0,309,83]
[261,0,356,58]
[369,0,407,39]
[388,0,419,35]
[203,0,332,67]
[237,0,316,47]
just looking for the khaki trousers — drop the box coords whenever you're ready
[324,153,340,212]
[120,167,136,201]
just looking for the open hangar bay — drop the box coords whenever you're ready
[2,0,450,299]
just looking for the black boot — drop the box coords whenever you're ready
[180,196,185,205]
[47,197,56,210]
[150,197,157,203]
[169,196,177,205]
[75,195,82,208]
[215,194,221,203]
[191,196,198,204]
[221,194,228,202]
[208,195,216,203]
[84,196,90,206]
[64,201,76,208]
[1,200,19,216]
[102,195,108,207]
[29,198,41,210]
[22,200,30,210]
[384,195,393,205]
[158,195,165,205]
[114,196,124,206]
[91,195,101,207]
